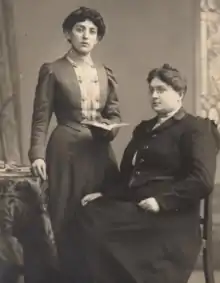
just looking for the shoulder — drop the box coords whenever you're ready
[195,116,220,150]
[38,57,65,75]
[38,62,53,76]
[182,114,216,133]
[103,64,118,86]
[182,114,220,150]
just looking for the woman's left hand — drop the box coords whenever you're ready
[81,193,103,206]
[138,197,160,213]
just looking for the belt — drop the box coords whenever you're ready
[58,121,87,131]
[140,175,174,181]
[129,173,175,188]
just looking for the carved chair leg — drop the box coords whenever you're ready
[203,242,215,283]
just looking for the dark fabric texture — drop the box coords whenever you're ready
[0,178,58,283]
[45,124,119,283]
[28,58,121,162]
[28,57,121,282]
[77,111,219,283]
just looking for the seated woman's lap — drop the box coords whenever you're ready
[78,197,200,283]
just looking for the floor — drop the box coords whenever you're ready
[18,270,220,283]
[188,270,220,283]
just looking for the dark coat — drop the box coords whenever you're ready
[120,109,219,210]
[79,109,220,283]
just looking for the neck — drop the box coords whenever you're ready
[67,48,92,65]
[157,105,182,120]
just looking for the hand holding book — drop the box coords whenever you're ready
[81,120,129,131]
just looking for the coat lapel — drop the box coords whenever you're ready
[58,56,82,100]
[151,108,187,133]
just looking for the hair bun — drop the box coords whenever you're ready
[79,6,88,11]
[162,63,177,71]
[162,63,170,69]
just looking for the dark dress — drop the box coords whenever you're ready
[28,56,121,282]
[78,109,220,283]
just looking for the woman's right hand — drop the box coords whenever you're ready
[81,193,103,206]
[31,159,47,180]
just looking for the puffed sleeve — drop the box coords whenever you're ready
[155,118,220,211]
[28,63,55,163]
[101,66,122,141]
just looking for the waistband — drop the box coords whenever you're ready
[129,173,175,188]
[143,176,174,181]
[58,120,88,131]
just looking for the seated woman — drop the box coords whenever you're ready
[79,64,220,283]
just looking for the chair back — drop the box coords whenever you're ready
[200,191,215,283]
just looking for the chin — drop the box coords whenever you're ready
[152,106,161,112]
[78,47,92,55]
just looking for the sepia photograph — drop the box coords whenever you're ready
[0,0,220,282]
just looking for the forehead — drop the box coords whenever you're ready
[74,19,97,29]
[149,77,168,88]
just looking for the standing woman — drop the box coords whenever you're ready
[28,6,121,282]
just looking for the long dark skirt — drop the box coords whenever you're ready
[46,125,119,282]
[78,197,202,283]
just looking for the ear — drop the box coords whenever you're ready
[179,92,184,100]
[64,31,71,41]
[97,34,102,42]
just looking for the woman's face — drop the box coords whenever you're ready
[66,19,99,55]
[148,77,183,114]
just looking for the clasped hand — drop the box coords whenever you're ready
[81,192,103,206]
[138,197,160,213]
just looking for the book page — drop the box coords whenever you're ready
[81,121,129,131]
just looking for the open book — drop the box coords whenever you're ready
[82,120,129,131]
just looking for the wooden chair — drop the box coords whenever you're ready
[200,191,215,283]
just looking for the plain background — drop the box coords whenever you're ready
[14,0,199,162]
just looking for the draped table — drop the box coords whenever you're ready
[0,166,58,283]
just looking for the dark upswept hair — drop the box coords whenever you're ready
[147,64,187,96]
[62,6,106,40]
